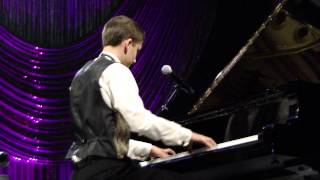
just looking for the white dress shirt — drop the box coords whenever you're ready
[98,52,192,160]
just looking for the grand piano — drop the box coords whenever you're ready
[141,0,320,179]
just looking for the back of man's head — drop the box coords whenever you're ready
[102,15,144,47]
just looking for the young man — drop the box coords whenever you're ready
[66,15,216,180]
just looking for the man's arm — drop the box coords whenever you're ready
[100,63,216,149]
[127,139,152,160]
[127,139,176,160]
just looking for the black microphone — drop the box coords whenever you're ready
[161,65,194,94]
[0,151,8,167]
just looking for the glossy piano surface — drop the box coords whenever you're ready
[152,0,320,176]
[140,134,259,167]
[140,125,320,180]
[189,1,320,115]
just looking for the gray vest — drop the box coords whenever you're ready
[66,55,120,160]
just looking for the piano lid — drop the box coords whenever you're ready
[189,0,320,114]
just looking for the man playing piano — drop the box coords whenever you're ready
[66,15,217,180]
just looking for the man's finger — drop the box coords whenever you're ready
[165,148,176,155]
[204,138,216,148]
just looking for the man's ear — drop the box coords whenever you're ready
[123,38,133,54]
[124,45,128,54]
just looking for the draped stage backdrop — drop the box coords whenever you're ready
[0,0,217,179]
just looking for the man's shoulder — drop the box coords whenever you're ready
[104,62,131,74]
[101,62,135,84]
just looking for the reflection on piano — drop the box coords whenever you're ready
[140,134,259,167]
[140,120,320,179]
[148,0,320,179]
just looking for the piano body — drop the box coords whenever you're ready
[143,0,320,179]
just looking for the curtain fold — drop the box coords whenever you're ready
[0,0,217,179]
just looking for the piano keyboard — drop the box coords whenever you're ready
[139,134,259,167]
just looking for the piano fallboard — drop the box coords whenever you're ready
[139,131,318,180]
[140,134,260,168]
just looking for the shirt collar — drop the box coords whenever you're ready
[100,51,121,63]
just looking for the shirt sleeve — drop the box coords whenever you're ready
[99,63,192,146]
[127,139,152,160]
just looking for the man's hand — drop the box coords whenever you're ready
[149,145,176,159]
[190,132,217,148]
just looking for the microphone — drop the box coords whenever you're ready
[161,65,194,94]
[0,151,8,167]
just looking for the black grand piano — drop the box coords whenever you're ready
[141,0,320,179]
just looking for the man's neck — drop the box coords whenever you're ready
[102,46,122,58]
[102,46,124,64]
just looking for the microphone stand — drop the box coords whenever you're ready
[160,84,180,113]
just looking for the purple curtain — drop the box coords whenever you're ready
[0,0,216,179]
